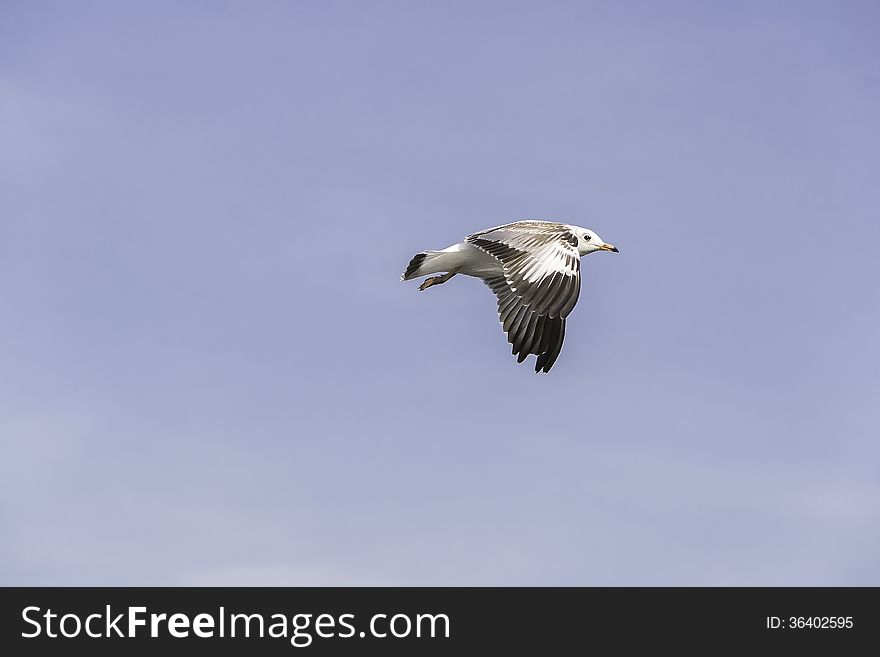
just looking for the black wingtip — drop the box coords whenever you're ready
[532,319,565,373]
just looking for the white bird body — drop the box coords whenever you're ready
[401,220,618,372]
[408,242,505,279]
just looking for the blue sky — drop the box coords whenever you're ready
[2,1,879,585]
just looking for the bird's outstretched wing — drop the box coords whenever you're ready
[467,222,581,373]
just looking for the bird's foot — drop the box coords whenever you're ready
[419,276,442,291]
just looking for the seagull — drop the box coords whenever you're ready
[401,220,619,373]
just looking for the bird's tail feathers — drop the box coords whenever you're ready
[401,250,447,280]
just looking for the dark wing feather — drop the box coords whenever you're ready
[472,223,581,373]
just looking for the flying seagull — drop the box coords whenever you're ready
[401,220,619,373]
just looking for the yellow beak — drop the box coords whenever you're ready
[599,243,619,253]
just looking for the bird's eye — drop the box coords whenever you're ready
[583,235,591,241]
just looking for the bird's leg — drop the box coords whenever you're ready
[419,270,458,291]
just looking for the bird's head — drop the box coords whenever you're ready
[576,228,619,256]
